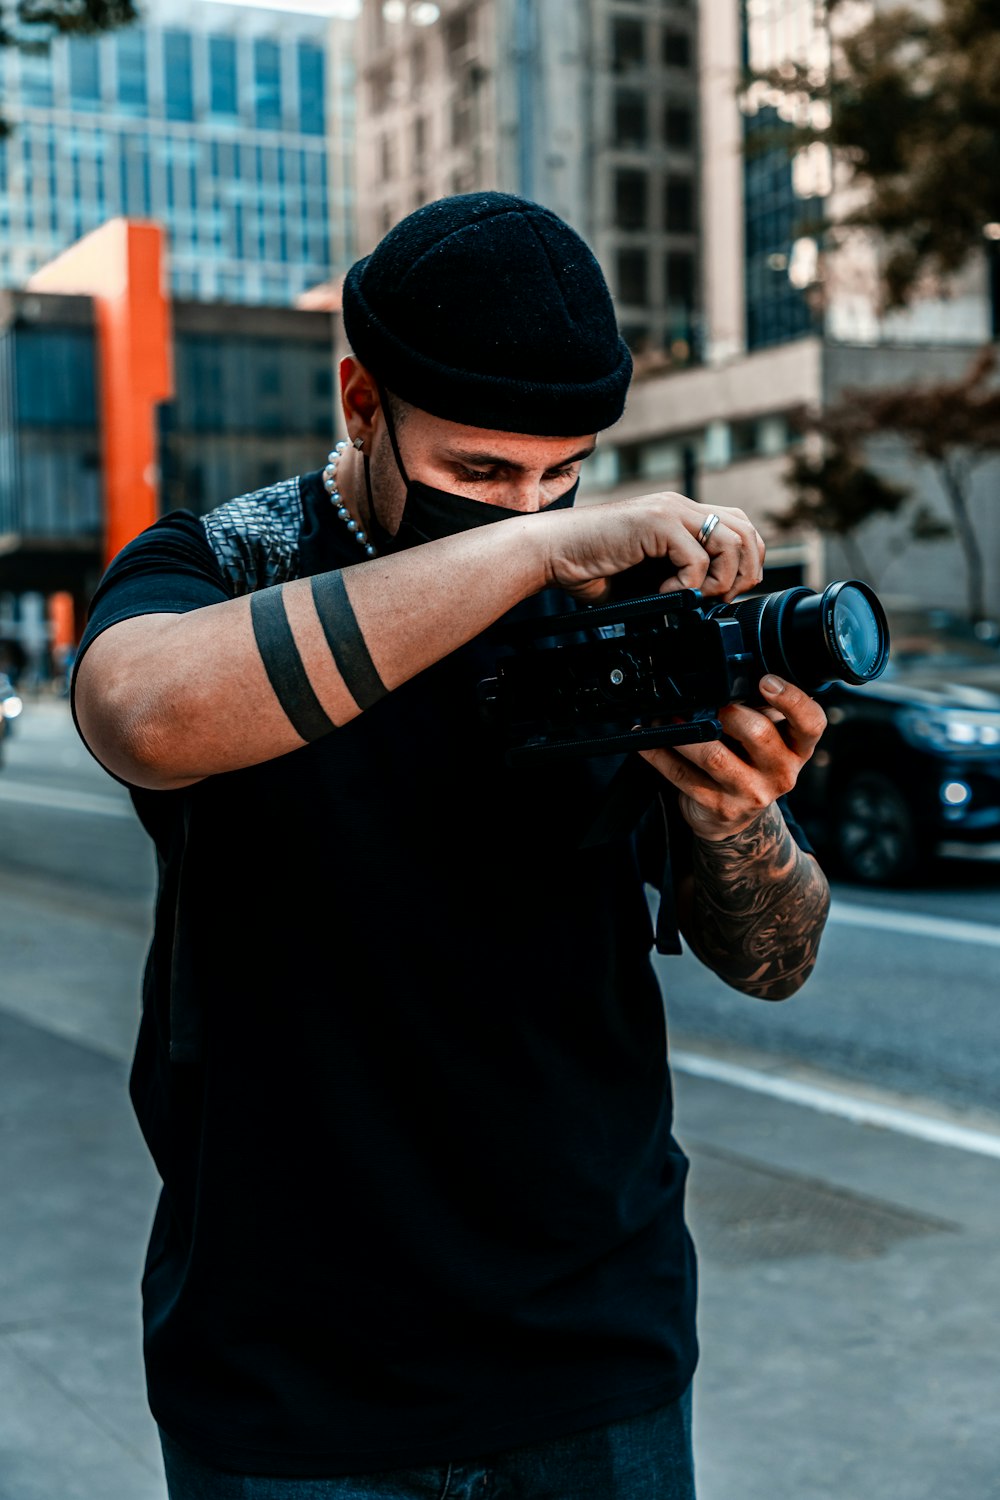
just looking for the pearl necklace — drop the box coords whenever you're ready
[323,440,377,558]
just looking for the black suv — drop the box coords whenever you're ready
[789,604,1000,884]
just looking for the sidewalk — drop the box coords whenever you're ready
[2,849,1000,1496]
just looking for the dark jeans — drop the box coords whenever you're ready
[159,1386,695,1499]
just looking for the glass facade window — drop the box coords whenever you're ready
[254,39,282,130]
[616,440,644,479]
[1,16,344,307]
[663,30,692,68]
[730,418,762,460]
[14,328,98,427]
[298,44,325,135]
[4,324,103,539]
[611,18,645,72]
[19,48,54,108]
[209,35,239,117]
[664,104,693,150]
[666,251,695,306]
[744,108,822,349]
[665,177,695,233]
[135,138,152,215]
[163,30,194,122]
[613,90,647,149]
[116,29,147,111]
[744,0,827,348]
[614,169,648,231]
[68,36,102,110]
[617,248,649,306]
[172,335,333,436]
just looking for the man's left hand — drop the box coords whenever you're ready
[638,676,828,840]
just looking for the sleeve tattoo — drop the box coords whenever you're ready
[686,803,831,1000]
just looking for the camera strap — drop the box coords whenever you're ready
[652,792,683,957]
[577,759,684,956]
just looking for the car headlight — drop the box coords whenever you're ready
[900,706,1000,753]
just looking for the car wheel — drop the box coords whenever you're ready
[834,770,921,885]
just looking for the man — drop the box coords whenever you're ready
[73,193,830,1498]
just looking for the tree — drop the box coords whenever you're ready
[771,421,912,581]
[773,405,917,579]
[0,0,138,134]
[853,348,1000,624]
[752,0,1000,308]
[778,349,1000,622]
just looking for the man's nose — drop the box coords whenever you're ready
[501,476,549,513]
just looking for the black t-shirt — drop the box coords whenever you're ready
[73,470,778,1476]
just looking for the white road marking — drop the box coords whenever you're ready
[829,900,1000,949]
[0,779,132,820]
[671,1050,1000,1161]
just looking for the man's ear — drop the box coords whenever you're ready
[339,358,381,444]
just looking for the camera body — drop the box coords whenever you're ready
[480,582,889,763]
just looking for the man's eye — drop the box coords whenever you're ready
[545,467,577,481]
[459,468,495,483]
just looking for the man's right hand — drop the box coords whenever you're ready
[537,492,765,606]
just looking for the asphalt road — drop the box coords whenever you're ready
[2,696,997,1116]
[4,697,1000,1500]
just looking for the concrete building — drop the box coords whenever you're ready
[590,0,1000,618]
[354,0,701,366]
[355,0,998,619]
[0,0,357,306]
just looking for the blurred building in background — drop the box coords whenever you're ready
[355,0,702,370]
[586,0,999,616]
[0,0,356,305]
[0,223,336,682]
[0,0,354,679]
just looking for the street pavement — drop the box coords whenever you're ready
[2,700,1000,1499]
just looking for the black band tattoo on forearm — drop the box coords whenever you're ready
[689,804,831,1001]
[249,587,335,743]
[310,571,387,712]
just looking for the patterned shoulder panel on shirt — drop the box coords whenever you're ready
[200,475,304,597]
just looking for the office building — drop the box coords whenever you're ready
[355,0,701,367]
[0,283,336,587]
[587,0,999,616]
[0,0,356,305]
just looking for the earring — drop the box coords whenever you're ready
[353,437,365,452]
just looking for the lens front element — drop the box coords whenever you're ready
[824,582,889,684]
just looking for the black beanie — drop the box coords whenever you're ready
[342,192,633,436]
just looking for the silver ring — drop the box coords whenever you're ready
[696,512,721,547]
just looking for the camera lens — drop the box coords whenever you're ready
[829,584,886,680]
[713,580,890,693]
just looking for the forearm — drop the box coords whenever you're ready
[683,803,831,1000]
[75,517,548,790]
[76,488,762,791]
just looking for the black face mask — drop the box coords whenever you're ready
[362,388,579,554]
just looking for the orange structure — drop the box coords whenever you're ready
[27,219,174,566]
[48,591,76,655]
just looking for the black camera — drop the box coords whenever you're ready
[480,581,890,763]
